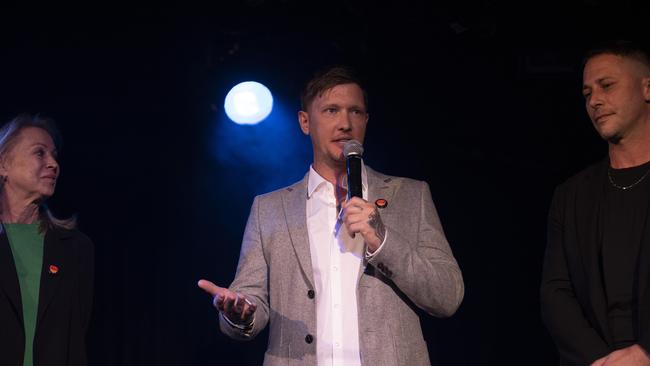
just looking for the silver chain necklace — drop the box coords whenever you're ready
[607,166,650,190]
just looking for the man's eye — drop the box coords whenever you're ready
[600,80,616,90]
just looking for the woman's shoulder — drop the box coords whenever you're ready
[50,226,94,247]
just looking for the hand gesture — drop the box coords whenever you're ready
[197,279,257,326]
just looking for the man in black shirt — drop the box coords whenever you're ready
[541,40,650,366]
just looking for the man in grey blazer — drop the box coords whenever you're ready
[199,66,464,365]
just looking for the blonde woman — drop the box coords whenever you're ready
[0,114,94,366]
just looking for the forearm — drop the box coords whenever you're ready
[540,285,610,364]
[541,187,611,364]
[368,226,464,317]
[220,196,270,340]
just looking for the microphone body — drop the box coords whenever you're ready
[343,140,364,200]
[346,155,363,199]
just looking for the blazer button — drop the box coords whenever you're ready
[307,289,315,299]
[377,263,385,270]
[305,334,314,344]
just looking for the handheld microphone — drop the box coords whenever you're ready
[343,140,364,200]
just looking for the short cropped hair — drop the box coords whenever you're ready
[582,39,650,70]
[300,65,369,112]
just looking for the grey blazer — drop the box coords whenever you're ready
[220,167,464,366]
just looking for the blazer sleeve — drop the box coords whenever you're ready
[78,234,95,334]
[219,196,270,340]
[540,185,610,364]
[367,180,464,317]
[67,231,95,366]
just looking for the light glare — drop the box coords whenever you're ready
[224,81,273,125]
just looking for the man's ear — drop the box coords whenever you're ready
[298,111,310,135]
[643,77,650,102]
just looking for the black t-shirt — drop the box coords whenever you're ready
[601,160,650,348]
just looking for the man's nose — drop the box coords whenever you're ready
[588,90,603,110]
[337,110,353,131]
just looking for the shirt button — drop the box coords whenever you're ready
[333,266,338,271]
[307,289,315,299]
[305,334,314,344]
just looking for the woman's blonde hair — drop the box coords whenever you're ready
[0,113,76,232]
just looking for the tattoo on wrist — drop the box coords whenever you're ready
[368,208,386,244]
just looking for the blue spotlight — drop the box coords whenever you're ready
[224,81,273,125]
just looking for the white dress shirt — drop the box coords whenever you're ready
[307,165,369,366]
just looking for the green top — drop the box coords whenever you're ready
[6,223,44,366]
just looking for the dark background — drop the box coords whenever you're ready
[1,1,648,365]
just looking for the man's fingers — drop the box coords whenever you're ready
[198,280,255,322]
[197,279,223,297]
[198,279,232,311]
[590,355,608,366]
[345,213,367,227]
[233,294,245,313]
[243,302,257,320]
[237,299,257,321]
[222,295,235,313]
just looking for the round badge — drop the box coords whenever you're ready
[375,198,388,208]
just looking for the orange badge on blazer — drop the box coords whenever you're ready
[48,264,59,275]
[375,199,388,208]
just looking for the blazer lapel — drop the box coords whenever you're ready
[285,168,399,287]
[36,229,66,327]
[0,227,23,323]
[575,160,611,345]
[283,175,314,288]
[366,167,397,211]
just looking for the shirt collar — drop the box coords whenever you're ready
[307,163,368,198]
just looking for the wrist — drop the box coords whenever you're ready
[222,312,254,330]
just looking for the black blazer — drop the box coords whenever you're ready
[0,226,94,366]
[541,159,650,366]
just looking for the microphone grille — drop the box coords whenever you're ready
[343,139,364,157]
